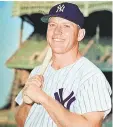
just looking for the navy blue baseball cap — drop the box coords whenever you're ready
[41,2,84,28]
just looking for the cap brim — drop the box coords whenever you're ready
[41,14,81,28]
[41,14,64,23]
[41,14,50,23]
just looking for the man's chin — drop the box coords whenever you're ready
[52,48,65,54]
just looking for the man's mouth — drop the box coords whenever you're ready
[53,38,65,42]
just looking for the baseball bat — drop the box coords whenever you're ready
[23,46,52,104]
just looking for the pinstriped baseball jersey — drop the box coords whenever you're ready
[15,57,112,127]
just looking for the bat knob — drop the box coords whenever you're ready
[23,95,33,104]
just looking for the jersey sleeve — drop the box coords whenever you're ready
[15,66,41,105]
[74,72,112,118]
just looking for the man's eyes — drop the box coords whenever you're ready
[48,23,71,28]
[48,23,56,27]
[63,24,71,28]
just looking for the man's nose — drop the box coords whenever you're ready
[54,25,62,35]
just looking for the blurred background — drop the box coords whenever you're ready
[0,1,112,127]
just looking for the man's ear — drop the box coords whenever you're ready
[77,29,85,42]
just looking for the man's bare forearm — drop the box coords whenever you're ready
[15,103,32,127]
[41,94,90,127]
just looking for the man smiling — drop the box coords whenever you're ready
[15,2,111,127]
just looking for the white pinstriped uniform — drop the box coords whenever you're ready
[15,57,112,127]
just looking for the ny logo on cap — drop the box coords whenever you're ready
[56,4,65,13]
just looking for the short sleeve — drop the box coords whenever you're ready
[74,73,112,118]
[15,66,41,105]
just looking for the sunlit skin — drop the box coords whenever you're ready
[47,17,79,54]
[47,17,85,70]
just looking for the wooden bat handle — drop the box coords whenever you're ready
[23,47,52,104]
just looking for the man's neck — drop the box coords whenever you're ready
[51,48,82,70]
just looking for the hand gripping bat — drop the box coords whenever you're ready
[23,46,52,104]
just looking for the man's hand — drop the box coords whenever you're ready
[22,75,46,104]
[25,75,44,88]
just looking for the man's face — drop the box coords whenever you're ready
[47,17,79,54]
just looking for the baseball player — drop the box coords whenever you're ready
[15,2,111,127]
